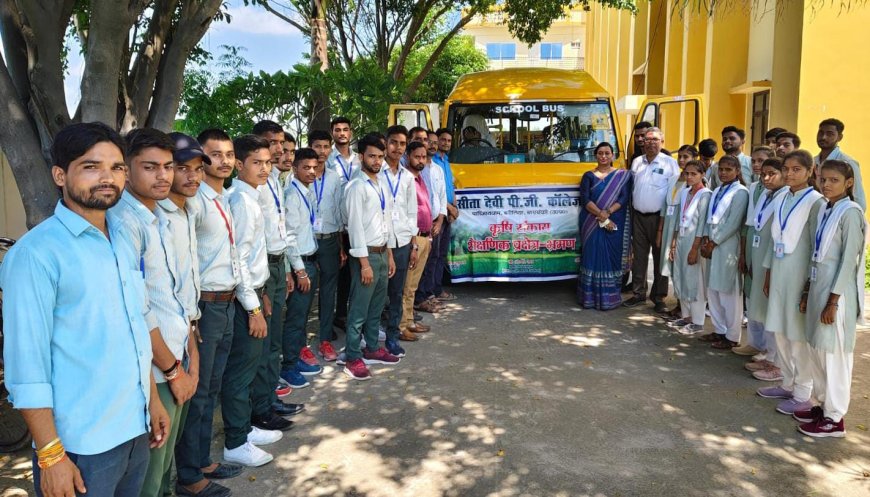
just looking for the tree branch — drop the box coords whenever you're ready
[404,8,479,100]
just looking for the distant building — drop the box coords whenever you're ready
[464,6,586,71]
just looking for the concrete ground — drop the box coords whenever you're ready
[2,281,869,496]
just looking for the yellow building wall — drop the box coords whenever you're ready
[795,5,870,200]
[769,1,803,132]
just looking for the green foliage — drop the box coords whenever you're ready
[403,35,489,103]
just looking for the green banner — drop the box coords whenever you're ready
[448,186,581,282]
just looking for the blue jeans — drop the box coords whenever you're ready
[175,300,235,486]
[34,433,150,497]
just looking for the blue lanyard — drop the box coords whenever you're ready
[385,168,402,200]
[754,191,776,227]
[711,181,734,217]
[140,256,145,276]
[313,175,326,209]
[367,179,385,212]
[266,178,281,214]
[336,156,351,181]
[291,181,315,225]
[813,205,836,259]
[778,188,815,232]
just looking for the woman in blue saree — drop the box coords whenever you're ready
[577,142,632,309]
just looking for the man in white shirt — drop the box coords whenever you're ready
[410,127,447,313]
[326,116,357,185]
[222,135,280,468]
[341,135,400,380]
[624,127,680,313]
[176,128,244,497]
[250,121,296,433]
[281,148,324,387]
[380,127,418,358]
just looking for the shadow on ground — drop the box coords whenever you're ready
[3,281,869,496]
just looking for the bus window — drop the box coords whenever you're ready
[448,101,619,164]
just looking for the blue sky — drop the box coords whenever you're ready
[56,1,307,114]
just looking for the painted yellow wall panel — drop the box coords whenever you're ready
[769,1,803,131]
[705,10,749,145]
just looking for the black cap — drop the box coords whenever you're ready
[169,132,211,165]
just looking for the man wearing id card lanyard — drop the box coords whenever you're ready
[251,121,304,432]
[381,127,418,356]
[814,118,865,211]
[328,118,359,335]
[625,127,680,313]
[342,135,400,380]
[281,148,324,389]
[309,130,348,363]
[176,128,244,497]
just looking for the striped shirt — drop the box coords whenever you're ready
[110,191,189,383]
[189,182,240,292]
[158,198,201,322]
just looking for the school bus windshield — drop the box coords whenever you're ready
[446,101,619,165]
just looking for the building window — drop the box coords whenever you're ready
[570,41,582,50]
[486,43,516,60]
[540,43,563,60]
[751,90,770,149]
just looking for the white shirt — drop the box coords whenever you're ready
[258,167,288,255]
[313,167,344,234]
[327,145,358,187]
[110,192,189,383]
[345,174,394,258]
[227,179,269,310]
[630,152,680,213]
[422,160,448,219]
[158,198,201,322]
[284,178,318,270]
[380,164,418,248]
[189,182,241,292]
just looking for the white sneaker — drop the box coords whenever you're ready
[224,441,273,467]
[752,352,768,362]
[679,323,705,335]
[360,337,367,349]
[247,426,282,446]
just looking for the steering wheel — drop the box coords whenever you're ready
[460,137,495,148]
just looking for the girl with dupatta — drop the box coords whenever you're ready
[577,142,632,309]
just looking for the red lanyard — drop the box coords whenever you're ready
[213,199,234,245]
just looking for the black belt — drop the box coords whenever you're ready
[315,232,339,240]
[633,209,660,216]
[367,245,387,254]
[267,253,284,263]
[418,231,431,237]
[301,254,318,262]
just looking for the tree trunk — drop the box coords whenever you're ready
[147,0,224,131]
[0,62,60,227]
[308,0,331,132]
[79,0,145,126]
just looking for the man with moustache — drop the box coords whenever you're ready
[0,123,168,497]
[341,135,400,380]
[175,129,244,497]
[814,118,864,210]
[400,141,435,340]
[109,129,195,497]
[414,128,447,314]
[250,121,298,432]
[327,116,357,186]
[721,126,753,184]
[278,134,296,187]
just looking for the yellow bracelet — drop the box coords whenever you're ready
[37,437,61,454]
[38,452,67,469]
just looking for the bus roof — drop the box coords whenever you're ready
[446,68,611,103]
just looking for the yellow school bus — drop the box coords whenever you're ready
[390,68,704,282]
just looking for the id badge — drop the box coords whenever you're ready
[392,209,400,222]
[752,235,761,248]
[313,218,323,233]
[774,242,785,259]
[381,213,389,238]
[667,205,675,216]
[230,244,242,281]
[679,226,687,236]
[277,216,288,240]
[810,266,818,282]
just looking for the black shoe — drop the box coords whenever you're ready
[252,411,294,431]
[201,462,244,480]
[176,481,233,496]
[272,401,305,417]
[653,302,669,314]
[622,296,646,307]
[414,312,422,322]
[621,283,633,293]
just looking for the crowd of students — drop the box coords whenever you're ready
[584,119,865,440]
[0,119,457,497]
